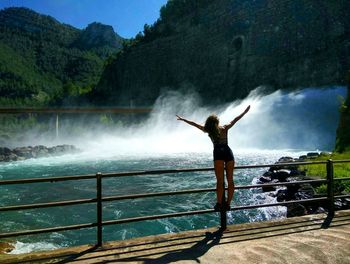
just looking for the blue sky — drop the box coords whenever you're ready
[0,0,168,38]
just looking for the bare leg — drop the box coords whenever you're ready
[225,160,235,206]
[214,160,225,204]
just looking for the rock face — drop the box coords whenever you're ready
[75,22,123,51]
[96,0,350,106]
[0,145,79,162]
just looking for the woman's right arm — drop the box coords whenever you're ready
[176,115,204,131]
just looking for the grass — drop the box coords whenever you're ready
[299,152,350,194]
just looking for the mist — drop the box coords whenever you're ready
[12,86,346,158]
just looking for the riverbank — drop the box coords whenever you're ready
[256,152,350,217]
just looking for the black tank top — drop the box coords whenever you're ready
[210,127,228,146]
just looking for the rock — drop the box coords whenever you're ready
[259,176,272,183]
[278,156,294,163]
[4,153,18,161]
[287,203,307,217]
[334,199,343,210]
[307,152,320,158]
[271,169,290,182]
[320,152,331,157]
[13,147,33,158]
[263,171,273,177]
[0,241,14,254]
[289,168,303,176]
[299,155,307,160]
[0,147,11,155]
[0,144,79,162]
[297,184,315,198]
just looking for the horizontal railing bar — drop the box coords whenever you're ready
[102,209,214,226]
[1,160,346,186]
[232,197,328,211]
[238,179,328,190]
[235,161,328,169]
[334,177,350,182]
[99,161,329,178]
[332,160,350,164]
[0,107,152,114]
[0,222,96,239]
[102,197,328,225]
[335,194,350,199]
[103,188,216,202]
[101,168,214,178]
[0,198,97,212]
[103,179,328,202]
[0,174,96,185]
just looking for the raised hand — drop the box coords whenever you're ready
[176,115,184,121]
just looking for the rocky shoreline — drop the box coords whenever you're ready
[257,153,350,217]
[0,145,79,162]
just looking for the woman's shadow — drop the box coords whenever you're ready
[141,228,224,264]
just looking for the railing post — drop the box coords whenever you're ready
[220,180,227,230]
[96,172,103,246]
[326,159,334,216]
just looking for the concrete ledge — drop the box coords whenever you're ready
[1,210,350,263]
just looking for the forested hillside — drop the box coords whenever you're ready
[336,71,350,152]
[95,0,350,106]
[0,7,123,107]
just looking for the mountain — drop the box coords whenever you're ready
[94,0,350,106]
[74,22,123,57]
[0,7,123,106]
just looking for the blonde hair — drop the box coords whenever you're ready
[204,115,220,142]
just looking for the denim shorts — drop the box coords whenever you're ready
[213,144,234,162]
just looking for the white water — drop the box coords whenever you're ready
[81,86,344,155]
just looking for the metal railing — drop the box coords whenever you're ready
[0,159,349,246]
[0,107,152,114]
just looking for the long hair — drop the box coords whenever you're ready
[204,115,220,142]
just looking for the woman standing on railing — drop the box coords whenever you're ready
[176,105,250,211]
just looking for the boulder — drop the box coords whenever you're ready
[4,153,18,161]
[13,147,33,158]
[271,169,290,182]
[287,203,307,217]
[307,152,320,158]
[259,176,272,183]
[298,155,307,160]
[0,147,11,155]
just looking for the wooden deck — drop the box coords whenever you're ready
[1,210,350,264]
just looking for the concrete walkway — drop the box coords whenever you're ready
[1,210,350,264]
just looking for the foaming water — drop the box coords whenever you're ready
[1,149,309,254]
[65,86,345,158]
[12,86,345,155]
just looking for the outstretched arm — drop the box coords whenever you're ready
[176,115,204,131]
[224,105,250,130]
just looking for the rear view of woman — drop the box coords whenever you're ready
[176,105,250,211]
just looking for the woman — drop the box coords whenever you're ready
[176,105,250,211]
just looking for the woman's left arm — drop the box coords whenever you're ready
[224,105,250,130]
